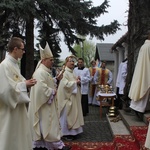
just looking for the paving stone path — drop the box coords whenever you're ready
[66,105,113,142]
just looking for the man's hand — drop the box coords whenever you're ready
[25,79,37,88]
[56,74,63,81]
[76,76,81,85]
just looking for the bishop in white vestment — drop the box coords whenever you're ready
[28,42,69,150]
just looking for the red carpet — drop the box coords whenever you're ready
[114,135,140,150]
[130,126,148,150]
[65,141,115,150]
[65,126,148,150]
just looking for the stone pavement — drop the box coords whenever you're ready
[62,104,150,143]
[63,105,113,142]
[108,106,150,137]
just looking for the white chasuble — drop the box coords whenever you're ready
[57,67,84,131]
[28,64,62,142]
[0,55,32,150]
[129,40,150,101]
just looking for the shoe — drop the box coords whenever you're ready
[62,135,74,141]
[125,110,136,116]
[34,148,47,150]
[58,145,72,150]
[134,110,144,121]
[123,107,131,112]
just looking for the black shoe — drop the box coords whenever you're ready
[123,107,131,112]
[134,110,144,121]
[58,145,72,150]
[125,109,136,116]
[34,148,47,150]
[62,135,74,141]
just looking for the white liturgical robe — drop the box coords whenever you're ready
[57,66,84,135]
[129,40,150,113]
[0,55,32,150]
[145,123,150,149]
[28,64,62,143]
[129,40,150,101]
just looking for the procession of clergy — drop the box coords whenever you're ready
[0,36,149,150]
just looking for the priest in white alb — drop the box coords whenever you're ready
[0,37,37,150]
[57,56,84,141]
[129,32,150,118]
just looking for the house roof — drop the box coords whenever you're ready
[95,43,114,61]
[111,32,128,51]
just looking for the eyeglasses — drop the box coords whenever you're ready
[68,58,75,62]
[68,60,74,62]
[18,47,25,51]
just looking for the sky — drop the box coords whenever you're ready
[60,0,129,59]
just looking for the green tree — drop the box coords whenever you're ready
[0,0,120,79]
[0,11,10,61]
[36,0,120,55]
[0,0,36,78]
[73,39,95,67]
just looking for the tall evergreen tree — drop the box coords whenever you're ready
[0,10,10,61]
[0,0,120,78]
[36,0,120,55]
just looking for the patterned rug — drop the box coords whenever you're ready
[63,106,149,150]
[130,126,148,150]
[65,126,148,150]
[65,141,114,150]
[114,135,139,150]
